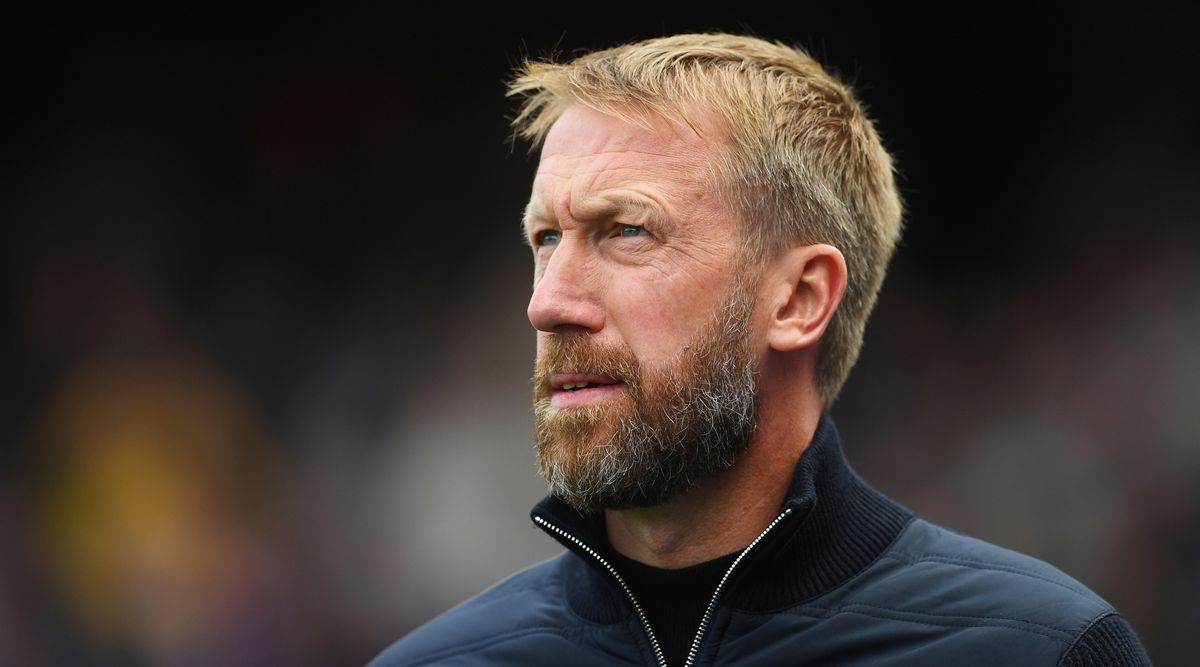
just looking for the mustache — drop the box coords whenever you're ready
[533,335,640,399]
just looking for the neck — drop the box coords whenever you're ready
[606,357,821,568]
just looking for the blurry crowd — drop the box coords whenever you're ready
[2,8,1197,666]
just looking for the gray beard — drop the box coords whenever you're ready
[533,278,759,513]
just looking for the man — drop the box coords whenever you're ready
[371,34,1150,666]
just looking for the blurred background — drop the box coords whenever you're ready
[2,5,1197,665]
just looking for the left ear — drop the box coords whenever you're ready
[764,244,848,353]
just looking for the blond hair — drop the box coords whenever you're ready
[508,33,903,407]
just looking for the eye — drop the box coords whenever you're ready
[535,230,561,246]
[619,224,649,238]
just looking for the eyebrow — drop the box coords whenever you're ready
[521,195,675,243]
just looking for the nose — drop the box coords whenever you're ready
[527,238,605,334]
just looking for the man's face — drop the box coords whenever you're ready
[525,104,762,512]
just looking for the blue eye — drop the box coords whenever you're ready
[620,225,648,238]
[537,230,561,246]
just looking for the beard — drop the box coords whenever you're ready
[532,276,760,513]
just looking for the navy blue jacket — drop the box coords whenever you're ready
[371,417,1150,666]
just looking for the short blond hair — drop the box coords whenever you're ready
[508,33,903,407]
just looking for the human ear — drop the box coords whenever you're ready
[764,244,848,353]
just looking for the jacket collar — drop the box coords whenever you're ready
[530,414,913,619]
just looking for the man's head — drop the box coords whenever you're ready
[512,34,902,511]
[513,33,903,405]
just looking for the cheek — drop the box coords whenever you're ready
[608,280,709,363]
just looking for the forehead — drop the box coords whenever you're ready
[528,104,720,218]
[542,103,710,161]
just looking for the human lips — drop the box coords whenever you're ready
[548,372,625,408]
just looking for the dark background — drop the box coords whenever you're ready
[3,5,1197,665]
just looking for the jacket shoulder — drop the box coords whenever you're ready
[830,518,1117,653]
[882,518,1113,617]
[367,554,572,667]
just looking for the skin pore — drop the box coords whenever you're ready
[526,103,846,568]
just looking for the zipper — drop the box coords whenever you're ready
[534,506,793,667]
[682,507,793,666]
[533,515,668,667]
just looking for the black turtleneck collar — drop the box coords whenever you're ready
[530,414,914,620]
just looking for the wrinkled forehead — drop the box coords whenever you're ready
[541,102,715,155]
[528,104,725,212]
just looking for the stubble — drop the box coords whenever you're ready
[532,277,760,512]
